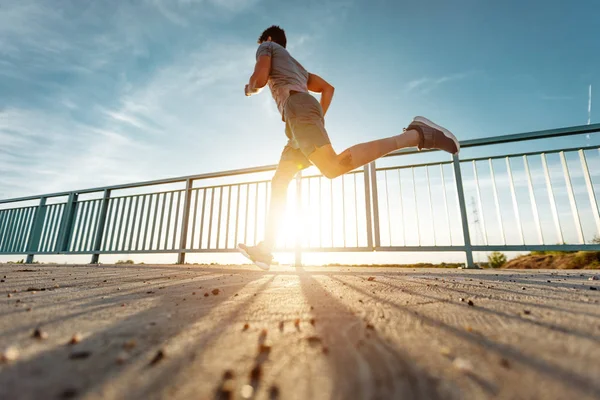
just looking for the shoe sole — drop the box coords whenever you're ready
[413,116,460,154]
[236,244,270,270]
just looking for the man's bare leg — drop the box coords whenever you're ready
[237,160,303,269]
[309,117,460,179]
[309,129,421,179]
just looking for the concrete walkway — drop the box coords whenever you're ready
[0,264,599,400]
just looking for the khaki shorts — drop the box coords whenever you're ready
[280,92,331,168]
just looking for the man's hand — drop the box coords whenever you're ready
[307,73,334,116]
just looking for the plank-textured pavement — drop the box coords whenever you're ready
[0,264,599,400]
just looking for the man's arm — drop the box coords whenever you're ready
[245,55,271,96]
[307,73,335,116]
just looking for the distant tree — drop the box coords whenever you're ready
[488,252,507,268]
[591,235,600,244]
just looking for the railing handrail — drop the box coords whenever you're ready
[2,122,599,205]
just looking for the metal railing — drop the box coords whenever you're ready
[1,123,600,267]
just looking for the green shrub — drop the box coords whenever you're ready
[116,259,134,265]
[488,252,507,268]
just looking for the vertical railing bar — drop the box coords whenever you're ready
[8,208,22,252]
[253,183,259,245]
[86,200,100,251]
[116,197,129,251]
[121,197,134,252]
[16,208,32,252]
[330,178,334,247]
[307,177,311,247]
[164,192,174,250]
[243,184,249,245]
[0,210,7,250]
[579,150,600,238]
[506,157,525,245]
[263,184,269,248]
[26,206,39,252]
[370,161,381,248]
[412,167,421,246]
[440,165,451,245]
[225,185,232,249]
[233,186,240,248]
[0,210,8,251]
[49,205,62,252]
[295,171,302,266]
[157,193,167,250]
[147,194,158,250]
[216,187,224,249]
[102,199,115,251]
[2,209,15,252]
[198,189,208,249]
[22,207,34,252]
[127,196,140,251]
[342,175,346,247]
[69,202,81,253]
[207,188,215,249]
[354,173,359,246]
[190,189,200,249]
[560,151,584,243]
[78,201,91,252]
[523,156,542,244]
[135,195,147,251]
[75,202,88,252]
[172,191,182,250]
[142,194,154,251]
[364,164,373,249]
[15,208,30,252]
[472,161,488,245]
[488,159,506,245]
[319,177,323,248]
[13,208,27,252]
[90,190,111,261]
[384,171,392,246]
[425,166,436,246]
[40,205,54,252]
[112,198,124,252]
[56,193,78,253]
[541,153,564,244]
[398,169,405,246]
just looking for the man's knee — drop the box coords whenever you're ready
[271,168,297,187]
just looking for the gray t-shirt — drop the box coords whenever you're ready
[256,41,309,119]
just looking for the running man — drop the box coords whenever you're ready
[238,26,459,269]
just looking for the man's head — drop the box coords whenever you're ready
[257,25,286,48]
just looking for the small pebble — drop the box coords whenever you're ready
[149,349,166,365]
[241,384,254,399]
[452,357,474,373]
[32,328,48,340]
[250,364,262,381]
[459,298,465,302]
[589,276,599,281]
[294,319,300,328]
[523,310,531,315]
[322,346,329,355]
[590,287,598,291]
[522,287,526,290]
[204,293,209,297]
[467,300,474,306]
[116,352,129,365]
[212,289,220,295]
[500,358,510,368]
[1,346,19,363]
[310,318,315,326]
[269,385,280,399]
[278,321,284,331]
[243,323,249,331]
[123,340,136,350]
[367,276,375,281]
[223,370,235,380]
[69,351,91,360]
[7,293,11,298]
[69,333,83,345]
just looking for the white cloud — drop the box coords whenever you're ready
[406,72,475,94]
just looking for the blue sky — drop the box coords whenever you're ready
[1,0,599,201]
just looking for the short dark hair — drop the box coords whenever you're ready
[257,25,287,48]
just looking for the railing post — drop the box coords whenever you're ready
[177,179,193,264]
[452,154,476,268]
[369,161,381,248]
[295,171,302,267]
[91,189,111,264]
[25,197,47,264]
[57,192,79,253]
